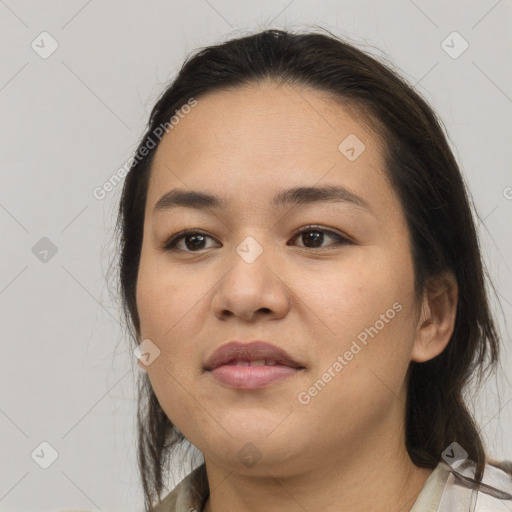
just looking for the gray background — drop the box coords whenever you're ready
[1,1,511,510]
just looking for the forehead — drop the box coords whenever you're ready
[147,83,391,211]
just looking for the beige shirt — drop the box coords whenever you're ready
[154,460,453,512]
[57,458,512,511]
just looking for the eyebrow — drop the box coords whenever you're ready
[153,184,372,215]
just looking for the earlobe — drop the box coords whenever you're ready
[411,271,458,363]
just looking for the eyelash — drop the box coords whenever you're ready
[162,225,352,253]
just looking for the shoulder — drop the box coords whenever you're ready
[411,459,512,512]
[153,463,209,512]
[438,458,512,511]
[487,458,512,478]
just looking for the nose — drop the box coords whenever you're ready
[211,244,292,322]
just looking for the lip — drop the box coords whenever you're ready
[204,340,305,389]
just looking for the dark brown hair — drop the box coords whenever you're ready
[114,27,507,510]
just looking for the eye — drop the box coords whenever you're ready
[162,230,219,252]
[289,225,352,249]
[162,225,352,253]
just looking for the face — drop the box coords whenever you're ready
[136,83,423,475]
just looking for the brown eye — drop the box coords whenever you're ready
[163,231,218,252]
[163,226,352,253]
[290,226,352,249]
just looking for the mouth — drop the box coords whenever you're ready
[203,341,305,389]
[206,361,304,389]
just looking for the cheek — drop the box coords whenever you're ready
[304,249,412,330]
[294,266,416,438]
[135,266,170,341]
[301,248,417,382]
[135,257,210,424]
[135,252,214,379]
[136,250,197,337]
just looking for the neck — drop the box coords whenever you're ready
[201,381,433,512]
[201,438,433,512]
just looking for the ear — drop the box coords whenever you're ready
[411,270,458,363]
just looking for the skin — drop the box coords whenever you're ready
[135,82,458,512]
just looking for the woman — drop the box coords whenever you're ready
[116,28,512,511]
